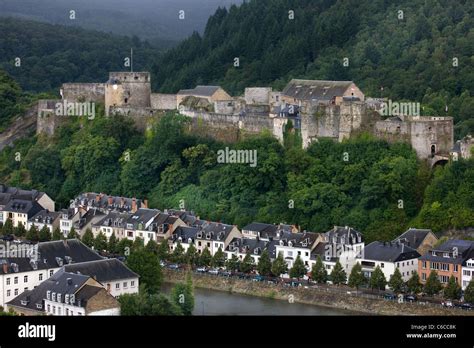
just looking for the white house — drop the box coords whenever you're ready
[27,210,60,234]
[462,256,474,290]
[275,231,321,270]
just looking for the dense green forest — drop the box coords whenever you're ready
[153,0,474,138]
[0,18,161,93]
[0,110,472,242]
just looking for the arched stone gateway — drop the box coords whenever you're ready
[430,155,449,168]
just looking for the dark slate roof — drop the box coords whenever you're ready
[172,226,200,244]
[226,237,278,258]
[323,226,363,245]
[282,79,353,101]
[243,222,277,234]
[166,209,200,226]
[0,239,103,275]
[277,231,320,249]
[58,208,78,220]
[178,86,222,97]
[392,228,434,250]
[93,211,131,228]
[0,184,47,207]
[242,222,296,240]
[71,192,146,213]
[63,258,138,282]
[7,270,91,312]
[74,208,105,230]
[419,239,474,264]
[311,242,338,262]
[126,208,160,229]
[4,199,43,217]
[363,241,421,263]
[29,209,60,224]
[197,222,236,241]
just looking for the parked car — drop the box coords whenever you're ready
[208,268,219,275]
[383,293,397,300]
[252,275,264,282]
[159,260,166,267]
[167,263,180,270]
[196,266,208,273]
[219,270,232,277]
[404,294,417,303]
[1,234,14,241]
[442,301,453,307]
[460,303,472,311]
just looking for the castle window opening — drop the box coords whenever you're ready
[124,98,128,104]
[431,144,436,156]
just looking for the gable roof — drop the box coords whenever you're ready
[178,85,222,97]
[282,79,354,101]
[0,184,48,207]
[3,199,43,217]
[63,258,138,282]
[29,209,60,224]
[363,241,420,263]
[324,226,363,245]
[226,237,278,258]
[392,228,435,250]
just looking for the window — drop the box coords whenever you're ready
[6,290,11,297]
[381,263,384,268]
[411,260,414,265]
[50,270,54,277]
[421,273,426,281]
[39,273,43,281]
[6,278,10,285]
[441,263,449,271]
[440,275,449,283]
[305,252,309,257]
[422,261,427,269]
[207,242,210,247]
[464,270,471,276]
[66,308,69,316]
[123,282,128,288]
[52,306,56,315]
[24,287,28,291]
[431,262,440,270]
[287,251,293,257]
[24,275,28,283]
[14,289,18,296]
[198,241,202,246]
[215,243,219,248]
[116,283,120,289]
[131,281,135,287]
[454,265,458,272]
[297,251,301,256]
[47,304,50,312]
[14,277,18,284]
[58,307,62,315]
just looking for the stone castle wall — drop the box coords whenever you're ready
[151,93,177,110]
[61,83,105,103]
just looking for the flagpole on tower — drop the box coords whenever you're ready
[131,48,133,73]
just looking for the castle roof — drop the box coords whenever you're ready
[178,85,222,97]
[282,79,354,101]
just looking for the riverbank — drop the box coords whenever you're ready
[163,269,474,316]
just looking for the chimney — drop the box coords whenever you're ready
[108,196,113,206]
[96,194,101,203]
[67,278,72,285]
[2,263,8,274]
[120,197,125,208]
[132,198,137,212]
[144,199,148,208]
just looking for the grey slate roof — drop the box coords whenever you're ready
[126,208,160,230]
[419,239,474,264]
[363,241,421,263]
[4,199,43,218]
[29,209,60,225]
[392,228,433,250]
[63,258,138,282]
[282,79,353,101]
[226,237,278,258]
[242,222,296,240]
[178,86,222,97]
[323,226,363,245]
[198,221,236,241]
[71,192,146,213]
[0,184,47,207]
[278,231,319,249]
[0,239,103,275]
[172,226,200,243]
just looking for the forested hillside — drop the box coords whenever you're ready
[0,18,161,92]
[153,0,474,137]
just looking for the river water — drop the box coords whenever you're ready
[162,283,355,316]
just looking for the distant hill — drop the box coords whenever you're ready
[0,0,243,43]
[0,18,161,92]
[152,0,473,136]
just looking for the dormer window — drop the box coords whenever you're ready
[443,252,449,258]
[52,292,56,302]
[46,291,51,300]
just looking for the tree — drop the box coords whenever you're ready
[240,252,255,274]
[198,247,212,267]
[444,275,461,300]
[132,237,144,251]
[271,252,288,277]
[119,285,182,316]
[257,249,272,276]
[108,233,118,254]
[290,255,307,279]
[424,271,442,296]
[171,242,185,264]
[369,265,386,290]
[126,249,163,294]
[211,247,226,268]
[388,268,404,293]
[15,222,27,237]
[464,281,474,303]
[145,240,159,255]
[311,256,328,283]
[330,260,347,285]
[67,227,78,239]
[81,229,94,247]
[2,219,13,236]
[171,272,194,315]
[184,243,198,266]
[38,226,51,242]
[225,254,240,272]
[26,225,39,242]
[52,227,62,241]
[348,262,366,289]
[157,240,170,261]
[94,232,108,252]
[117,238,133,256]
[407,272,422,294]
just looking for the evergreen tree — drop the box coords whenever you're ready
[52,227,62,241]
[67,227,78,239]
[348,262,366,289]
[388,268,404,293]
[424,271,442,296]
[257,249,272,276]
[132,237,144,251]
[2,219,13,236]
[444,275,461,300]
[171,242,185,264]
[108,233,118,254]
[171,272,194,315]
[81,228,94,247]
[211,247,225,268]
[240,252,254,274]
[289,255,307,279]
[407,272,422,294]
[185,243,198,266]
[271,252,288,277]
[38,225,51,242]
[157,239,169,261]
[369,265,386,290]
[126,249,163,294]
[330,260,347,285]
[15,222,27,237]
[311,256,328,283]
[198,247,212,267]
[464,281,474,303]
[26,225,39,242]
[117,238,134,257]
[94,232,108,252]
[145,239,159,255]
[225,254,240,272]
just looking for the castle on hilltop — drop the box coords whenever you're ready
[36,71,457,165]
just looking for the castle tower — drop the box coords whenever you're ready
[105,72,151,115]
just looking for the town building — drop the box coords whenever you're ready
[462,251,474,290]
[392,228,438,256]
[58,208,81,237]
[91,211,132,241]
[124,208,160,244]
[70,192,148,214]
[27,209,60,234]
[2,199,43,228]
[225,237,278,264]
[194,222,241,255]
[170,226,200,253]
[241,222,298,240]
[275,231,322,269]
